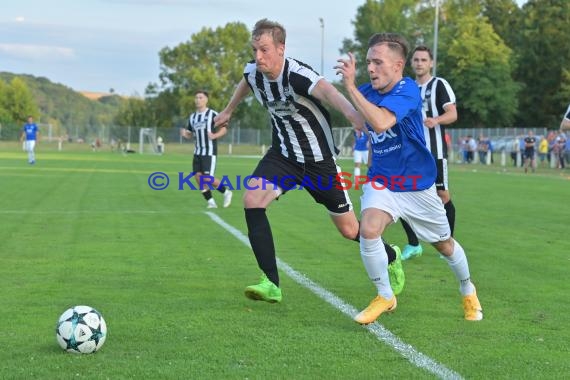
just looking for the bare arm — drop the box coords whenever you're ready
[208,126,228,140]
[311,79,365,130]
[180,128,192,139]
[335,52,396,133]
[424,103,457,128]
[213,79,250,128]
[560,117,570,131]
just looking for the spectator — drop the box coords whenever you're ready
[477,134,490,164]
[538,136,549,167]
[523,130,537,174]
[466,135,477,163]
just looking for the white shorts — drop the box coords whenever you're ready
[354,149,368,164]
[25,140,36,152]
[360,183,450,243]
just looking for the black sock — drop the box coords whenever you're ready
[353,221,395,263]
[201,190,213,201]
[444,200,456,236]
[244,208,279,286]
[383,240,396,264]
[401,219,419,246]
[217,185,227,193]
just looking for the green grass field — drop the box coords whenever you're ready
[1,142,568,379]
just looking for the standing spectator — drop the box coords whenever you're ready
[538,136,549,167]
[399,45,458,261]
[20,116,39,164]
[156,136,164,155]
[353,129,369,177]
[553,131,567,169]
[213,19,404,303]
[460,137,468,163]
[518,135,526,167]
[181,90,233,209]
[477,134,491,165]
[467,136,477,163]
[336,32,482,324]
[510,136,520,167]
[523,130,537,173]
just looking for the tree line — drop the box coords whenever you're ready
[135,0,570,130]
[2,0,568,137]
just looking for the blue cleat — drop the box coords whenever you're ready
[401,244,423,261]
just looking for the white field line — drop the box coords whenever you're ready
[205,212,463,380]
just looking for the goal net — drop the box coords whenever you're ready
[139,127,159,154]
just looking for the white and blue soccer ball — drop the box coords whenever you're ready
[56,305,107,354]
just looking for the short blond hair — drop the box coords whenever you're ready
[252,18,286,45]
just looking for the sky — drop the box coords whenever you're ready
[1,0,527,97]
[0,0,362,95]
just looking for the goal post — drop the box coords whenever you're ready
[333,127,355,158]
[139,127,159,154]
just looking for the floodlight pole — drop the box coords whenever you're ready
[433,0,440,77]
[319,17,324,75]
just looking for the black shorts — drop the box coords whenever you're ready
[434,158,449,192]
[523,148,535,160]
[193,154,216,175]
[251,148,352,214]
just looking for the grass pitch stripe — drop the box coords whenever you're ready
[205,212,463,380]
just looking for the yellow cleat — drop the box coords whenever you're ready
[354,295,397,325]
[463,288,483,321]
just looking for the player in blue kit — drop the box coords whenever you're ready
[336,32,482,324]
[20,116,39,164]
[353,129,369,177]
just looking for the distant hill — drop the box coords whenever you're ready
[0,72,127,136]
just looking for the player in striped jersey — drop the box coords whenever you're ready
[399,45,458,261]
[181,90,233,209]
[214,19,403,303]
[20,115,39,164]
[560,103,570,131]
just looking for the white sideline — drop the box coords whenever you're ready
[205,212,463,380]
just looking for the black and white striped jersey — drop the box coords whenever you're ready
[243,57,338,163]
[187,108,219,156]
[419,77,456,159]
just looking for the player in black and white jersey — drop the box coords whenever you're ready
[560,103,570,131]
[400,45,458,261]
[214,19,404,303]
[181,90,232,209]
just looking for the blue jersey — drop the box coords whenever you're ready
[354,130,368,151]
[23,123,39,141]
[359,77,436,191]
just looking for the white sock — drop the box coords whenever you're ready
[360,237,393,299]
[443,239,475,296]
[354,167,361,177]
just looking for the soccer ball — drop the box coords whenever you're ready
[56,305,107,354]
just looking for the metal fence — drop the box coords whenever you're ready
[3,123,561,159]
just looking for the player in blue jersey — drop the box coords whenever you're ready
[352,129,369,177]
[336,33,482,324]
[20,116,39,164]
